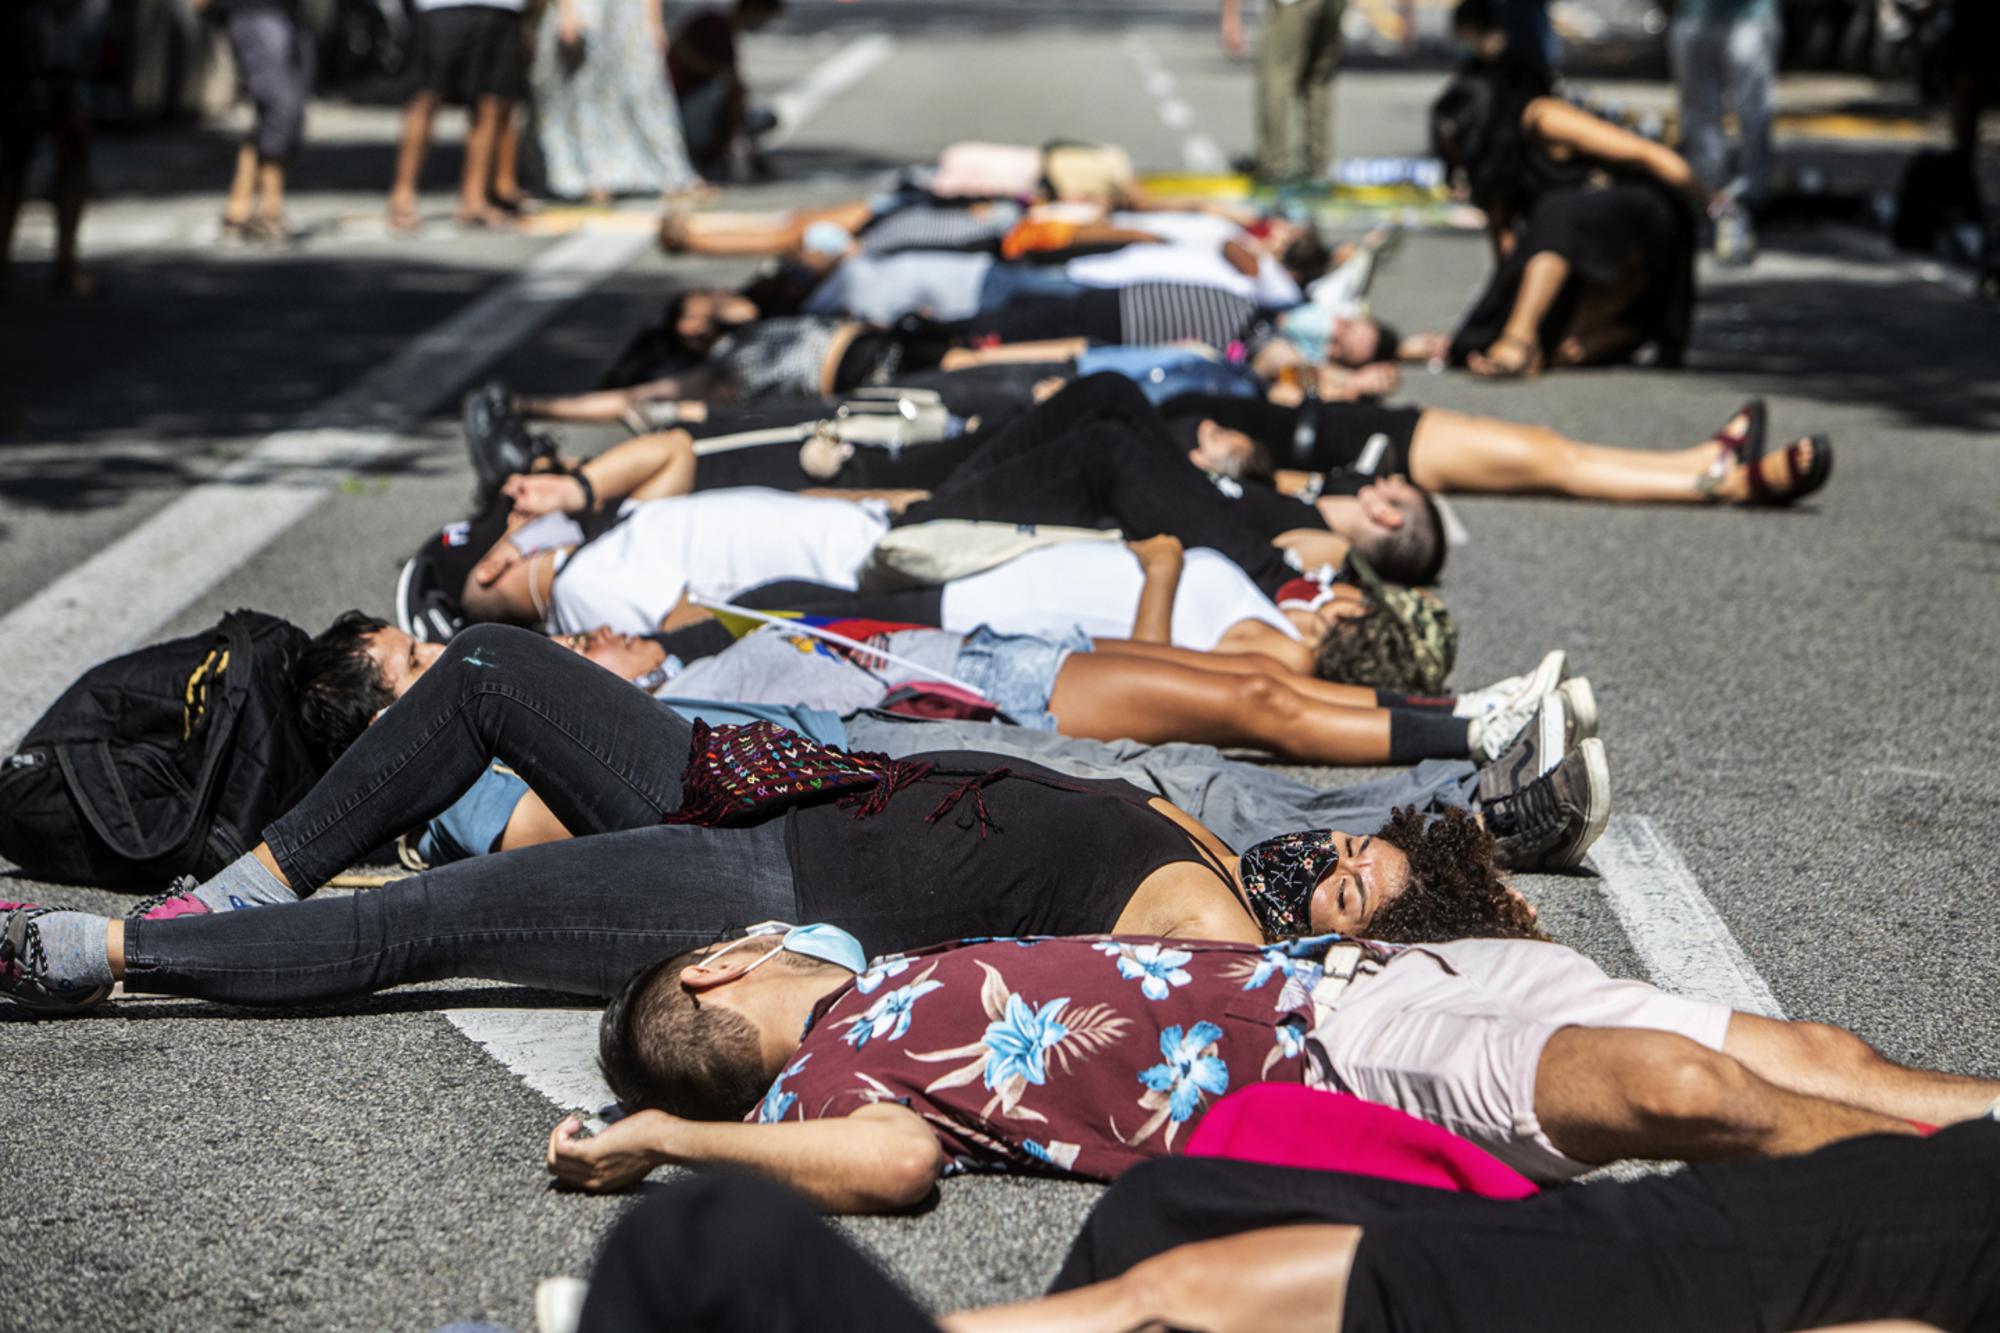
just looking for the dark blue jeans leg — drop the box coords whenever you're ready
[123,821,796,1004]
[265,624,694,891]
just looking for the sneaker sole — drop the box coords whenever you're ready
[2,982,111,1014]
[1549,738,1611,871]
[1527,649,1566,701]
[1557,678,1598,744]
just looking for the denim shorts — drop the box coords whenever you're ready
[951,625,1092,731]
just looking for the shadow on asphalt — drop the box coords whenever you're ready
[1688,242,2000,431]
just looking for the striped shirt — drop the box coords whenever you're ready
[709,317,844,399]
[860,204,1021,256]
[1116,282,1261,351]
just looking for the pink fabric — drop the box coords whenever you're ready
[931,143,1042,200]
[1186,1085,1539,1199]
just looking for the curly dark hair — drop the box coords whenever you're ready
[1368,805,1545,943]
[1312,603,1432,692]
[291,610,393,768]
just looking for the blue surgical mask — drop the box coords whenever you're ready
[801,221,854,258]
[1276,302,1333,360]
[704,921,869,976]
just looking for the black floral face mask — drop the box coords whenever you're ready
[1237,830,1341,940]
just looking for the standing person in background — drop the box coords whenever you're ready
[1668,0,1779,264]
[387,0,529,232]
[0,0,109,297]
[670,0,783,180]
[1220,0,1345,185]
[201,0,314,243]
[532,0,700,203]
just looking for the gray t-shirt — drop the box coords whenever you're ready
[803,252,996,324]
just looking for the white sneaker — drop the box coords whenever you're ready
[1452,650,1566,719]
[1556,677,1598,742]
[1469,687,1568,766]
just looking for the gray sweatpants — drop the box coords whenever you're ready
[227,8,312,162]
[843,714,1476,848]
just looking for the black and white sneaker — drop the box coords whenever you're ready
[1480,737,1611,872]
[1469,690,1569,770]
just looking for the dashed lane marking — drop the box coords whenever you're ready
[1587,815,1787,1018]
[766,33,897,149]
[0,222,651,748]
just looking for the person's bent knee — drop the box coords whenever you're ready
[1621,1033,1763,1134]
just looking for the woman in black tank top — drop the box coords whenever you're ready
[788,751,1211,948]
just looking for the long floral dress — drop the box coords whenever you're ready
[530,0,696,199]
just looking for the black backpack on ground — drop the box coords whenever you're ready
[0,610,325,888]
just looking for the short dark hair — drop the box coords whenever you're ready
[1368,805,1544,943]
[1452,0,1497,35]
[599,948,772,1118]
[1280,227,1333,286]
[1364,485,1447,586]
[292,611,394,767]
[1369,319,1405,362]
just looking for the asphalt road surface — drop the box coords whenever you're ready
[3,6,1997,1330]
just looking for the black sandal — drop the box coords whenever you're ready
[1740,433,1833,507]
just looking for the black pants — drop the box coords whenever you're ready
[896,373,1293,593]
[1163,393,1423,479]
[576,1124,2000,1333]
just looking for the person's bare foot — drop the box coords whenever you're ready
[454,203,515,230]
[387,197,422,234]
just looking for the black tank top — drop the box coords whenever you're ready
[786,750,1219,955]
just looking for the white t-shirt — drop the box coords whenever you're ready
[939,542,1298,652]
[1066,244,1300,309]
[548,489,889,635]
[414,0,526,11]
[802,252,994,324]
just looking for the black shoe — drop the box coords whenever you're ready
[1479,738,1611,873]
[462,381,546,502]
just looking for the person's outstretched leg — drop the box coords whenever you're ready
[1534,1026,1918,1167]
[1721,1012,2000,1127]
[1405,405,1824,504]
[1045,652,1493,766]
[577,1175,938,1333]
[108,819,794,1006]
[260,623,695,893]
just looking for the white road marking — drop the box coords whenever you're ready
[445,1008,616,1119]
[1124,32,1233,174]
[766,33,897,149]
[1183,135,1230,173]
[0,224,651,749]
[1587,815,1787,1017]
[1431,493,1471,547]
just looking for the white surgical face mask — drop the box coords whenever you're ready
[701,921,868,977]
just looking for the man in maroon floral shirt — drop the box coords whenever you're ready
[549,926,2000,1213]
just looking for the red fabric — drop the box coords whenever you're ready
[1186,1084,1539,1199]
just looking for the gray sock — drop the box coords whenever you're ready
[189,852,299,913]
[28,910,115,989]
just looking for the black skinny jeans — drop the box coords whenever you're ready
[121,625,799,1005]
[896,372,1293,593]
